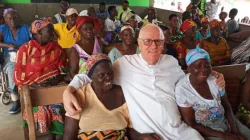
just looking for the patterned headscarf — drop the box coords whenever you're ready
[180,19,197,33]
[31,17,52,34]
[119,25,134,35]
[209,19,221,29]
[3,8,17,16]
[121,11,135,23]
[186,46,210,66]
[201,16,209,23]
[86,53,111,78]
[76,16,102,32]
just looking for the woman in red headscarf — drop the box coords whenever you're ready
[14,17,67,139]
[173,19,200,69]
[201,19,231,66]
[69,16,102,79]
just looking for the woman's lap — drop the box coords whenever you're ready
[205,118,250,140]
[3,54,17,93]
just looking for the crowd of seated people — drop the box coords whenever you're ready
[1,0,250,139]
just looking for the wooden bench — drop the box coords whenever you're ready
[213,64,247,113]
[20,85,67,140]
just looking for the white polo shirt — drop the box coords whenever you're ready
[104,17,121,32]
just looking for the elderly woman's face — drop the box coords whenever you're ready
[4,12,18,28]
[121,29,134,45]
[79,23,94,40]
[127,16,137,29]
[189,59,212,82]
[201,22,209,30]
[39,24,56,44]
[91,61,113,91]
[185,26,197,39]
[211,26,223,38]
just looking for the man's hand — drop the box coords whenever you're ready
[212,71,225,89]
[63,86,82,116]
[140,133,161,140]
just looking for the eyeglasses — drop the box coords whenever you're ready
[138,38,164,46]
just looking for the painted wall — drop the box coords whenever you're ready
[3,0,150,6]
[128,0,150,7]
[3,0,30,3]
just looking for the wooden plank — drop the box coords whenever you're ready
[30,85,67,106]
[212,64,246,78]
[21,85,36,140]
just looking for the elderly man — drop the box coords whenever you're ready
[63,24,224,140]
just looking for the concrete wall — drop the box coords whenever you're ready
[3,3,250,32]
[3,3,182,25]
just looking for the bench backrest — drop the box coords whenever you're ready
[20,85,67,140]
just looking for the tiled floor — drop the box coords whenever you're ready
[0,103,25,140]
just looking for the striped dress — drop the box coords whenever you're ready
[201,38,231,66]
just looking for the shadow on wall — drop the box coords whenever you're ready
[4,3,182,25]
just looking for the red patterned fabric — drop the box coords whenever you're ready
[31,17,52,34]
[14,40,67,86]
[180,19,197,33]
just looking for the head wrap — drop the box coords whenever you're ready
[201,16,209,23]
[209,19,221,29]
[76,16,102,32]
[3,8,17,17]
[185,46,210,66]
[119,25,134,35]
[121,11,135,23]
[180,19,197,33]
[86,53,111,78]
[31,17,52,34]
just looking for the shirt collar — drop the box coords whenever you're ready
[139,53,161,68]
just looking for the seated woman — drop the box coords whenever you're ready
[201,19,231,66]
[173,19,199,69]
[175,47,250,140]
[160,25,177,59]
[14,17,67,139]
[237,66,250,128]
[64,53,159,140]
[121,11,139,42]
[69,16,102,78]
[196,17,211,41]
[0,8,30,114]
[108,25,139,63]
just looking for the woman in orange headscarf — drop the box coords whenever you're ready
[14,17,67,139]
[195,16,211,41]
[69,16,102,79]
[173,19,199,69]
[201,19,231,66]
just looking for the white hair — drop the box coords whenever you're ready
[139,24,164,40]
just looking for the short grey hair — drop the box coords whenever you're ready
[139,24,165,40]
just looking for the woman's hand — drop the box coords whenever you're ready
[140,133,161,140]
[212,71,225,89]
[63,86,82,116]
[8,44,19,50]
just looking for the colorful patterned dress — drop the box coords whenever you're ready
[72,38,102,74]
[14,40,67,134]
[201,38,231,66]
